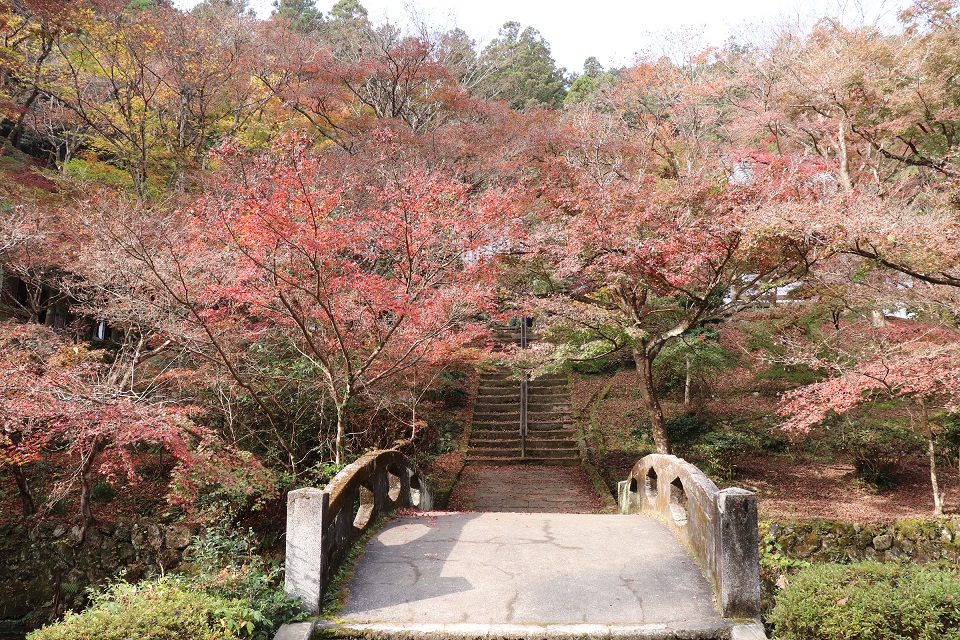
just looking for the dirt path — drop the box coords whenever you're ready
[447,464,603,513]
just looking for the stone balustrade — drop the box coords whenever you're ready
[284,450,434,614]
[618,453,761,620]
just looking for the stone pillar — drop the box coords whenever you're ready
[617,481,629,513]
[716,488,761,619]
[285,488,329,614]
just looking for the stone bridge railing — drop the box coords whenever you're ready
[618,454,760,620]
[284,450,434,614]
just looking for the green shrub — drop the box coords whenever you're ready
[665,414,714,450]
[833,420,923,489]
[90,480,115,503]
[180,527,304,638]
[688,430,759,478]
[770,561,960,640]
[26,579,246,640]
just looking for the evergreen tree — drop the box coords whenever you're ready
[272,0,323,33]
[478,22,567,110]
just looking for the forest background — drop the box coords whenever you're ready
[3,0,960,637]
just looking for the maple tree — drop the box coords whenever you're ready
[778,320,960,515]
[515,56,823,454]
[89,130,517,465]
[0,320,265,533]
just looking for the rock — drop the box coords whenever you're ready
[942,528,953,542]
[130,524,145,549]
[873,534,894,551]
[101,549,120,571]
[164,525,193,550]
[886,547,906,560]
[158,548,182,570]
[146,524,163,550]
[118,543,136,561]
[67,526,84,545]
[113,523,131,541]
[52,526,67,539]
[794,532,821,558]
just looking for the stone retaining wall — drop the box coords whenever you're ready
[762,518,960,564]
[0,520,194,624]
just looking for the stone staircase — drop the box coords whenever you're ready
[467,324,579,466]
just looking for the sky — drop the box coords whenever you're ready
[173,0,911,73]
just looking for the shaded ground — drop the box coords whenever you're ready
[573,368,958,523]
[737,454,952,523]
[447,465,602,513]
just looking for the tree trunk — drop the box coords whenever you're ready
[634,349,670,454]
[78,439,103,543]
[684,356,692,406]
[920,399,943,516]
[334,405,345,466]
[11,465,37,517]
[6,430,37,517]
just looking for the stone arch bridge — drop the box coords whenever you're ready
[277,450,766,640]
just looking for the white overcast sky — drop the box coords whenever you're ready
[173,0,911,72]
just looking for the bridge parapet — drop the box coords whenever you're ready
[618,454,760,620]
[284,450,434,614]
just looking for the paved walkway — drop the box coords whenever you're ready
[339,512,724,631]
[447,465,603,513]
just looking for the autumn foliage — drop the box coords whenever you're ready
[4,0,960,536]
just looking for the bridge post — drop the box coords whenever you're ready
[284,488,329,614]
[716,488,761,619]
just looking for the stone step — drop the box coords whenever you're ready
[525,448,580,459]
[467,456,581,467]
[524,410,571,420]
[527,403,571,411]
[531,373,567,380]
[525,439,578,449]
[475,399,520,407]
[473,407,521,415]
[471,429,525,438]
[473,413,521,422]
[528,389,571,397]
[479,373,518,381]
[295,621,736,639]
[472,421,522,429]
[521,430,577,439]
[475,392,520,401]
[477,379,523,388]
[470,448,522,458]
[529,384,569,392]
[470,438,520,452]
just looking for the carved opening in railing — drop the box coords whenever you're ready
[645,468,658,503]
[669,477,688,525]
[628,476,638,496]
[409,474,423,507]
[353,484,375,530]
[386,467,402,502]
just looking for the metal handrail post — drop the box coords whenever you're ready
[520,374,528,458]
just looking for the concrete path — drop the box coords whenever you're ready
[447,465,604,513]
[340,512,723,630]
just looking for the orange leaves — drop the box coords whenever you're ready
[778,320,960,432]
[184,130,518,407]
